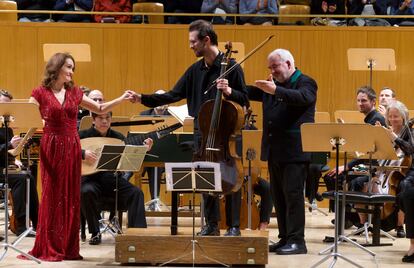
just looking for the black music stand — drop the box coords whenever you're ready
[0,103,42,263]
[161,161,227,267]
[302,123,377,268]
[95,144,147,236]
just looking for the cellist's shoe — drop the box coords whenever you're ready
[197,224,220,236]
[224,227,241,236]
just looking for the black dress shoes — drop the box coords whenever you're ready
[196,224,220,236]
[224,227,241,236]
[269,240,286,252]
[276,243,307,255]
[402,253,414,263]
[89,233,102,245]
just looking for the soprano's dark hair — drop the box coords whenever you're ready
[189,20,218,46]
[42,52,75,89]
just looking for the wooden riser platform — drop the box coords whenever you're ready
[115,227,268,266]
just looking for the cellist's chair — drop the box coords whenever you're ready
[0,1,17,21]
[132,2,164,24]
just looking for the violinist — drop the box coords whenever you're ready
[129,20,248,236]
[247,49,317,255]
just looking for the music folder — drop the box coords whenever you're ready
[96,144,147,172]
[165,162,222,192]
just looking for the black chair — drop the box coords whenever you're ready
[322,190,396,246]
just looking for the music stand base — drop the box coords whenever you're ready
[99,216,123,237]
[12,227,36,246]
[145,198,170,212]
[311,252,367,268]
[0,242,41,263]
[305,201,328,216]
[319,235,376,257]
[159,239,229,267]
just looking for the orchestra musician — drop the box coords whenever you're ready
[360,100,413,237]
[378,87,396,117]
[323,86,386,229]
[129,20,248,236]
[79,112,152,245]
[247,49,317,255]
[0,90,39,237]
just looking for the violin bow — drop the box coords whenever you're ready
[204,35,275,95]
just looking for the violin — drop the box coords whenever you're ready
[194,41,245,194]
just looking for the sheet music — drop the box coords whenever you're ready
[118,145,148,172]
[165,161,222,192]
[167,104,193,124]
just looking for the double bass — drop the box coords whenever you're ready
[194,42,245,194]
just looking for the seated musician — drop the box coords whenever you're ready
[0,89,39,236]
[79,111,152,245]
[323,86,386,228]
[356,100,413,237]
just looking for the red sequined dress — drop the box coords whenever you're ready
[26,85,83,261]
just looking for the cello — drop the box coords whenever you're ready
[194,42,245,194]
[374,118,414,231]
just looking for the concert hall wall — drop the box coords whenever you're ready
[0,22,413,127]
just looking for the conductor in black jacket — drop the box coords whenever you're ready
[248,49,317,255]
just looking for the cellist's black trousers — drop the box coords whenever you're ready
[202,190,241,228]
[269,158,308,244]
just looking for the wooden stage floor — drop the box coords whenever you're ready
[0,209,410,268]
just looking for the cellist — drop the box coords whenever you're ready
[129,20,248,237]
[358,100,414,237]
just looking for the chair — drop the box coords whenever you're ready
[0,1,17,21]
[334,110,365,123]
[278,5,310,25]
[132,2,164,24]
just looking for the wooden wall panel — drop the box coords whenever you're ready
[0,23,414,127]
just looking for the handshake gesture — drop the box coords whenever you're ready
[124,90,142,103]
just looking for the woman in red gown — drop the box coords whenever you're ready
[23,53,132,261]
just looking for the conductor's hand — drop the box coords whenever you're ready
[216,79,232,96]
[84,150,98,165]
[326,165,345,177]
[10,136,22,149]
[255,74,276,95]
[126,90,142,104]
[143,138,153,151]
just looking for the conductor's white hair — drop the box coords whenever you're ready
[268,49,295,68]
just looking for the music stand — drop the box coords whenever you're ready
[161,161,227,267]
[241,130,266,230]
[347,48,396,88]
[95,144,147,236]
[0,103,42,263]
[302,123,378,268]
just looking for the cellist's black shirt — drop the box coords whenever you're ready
[141,52,248,120]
